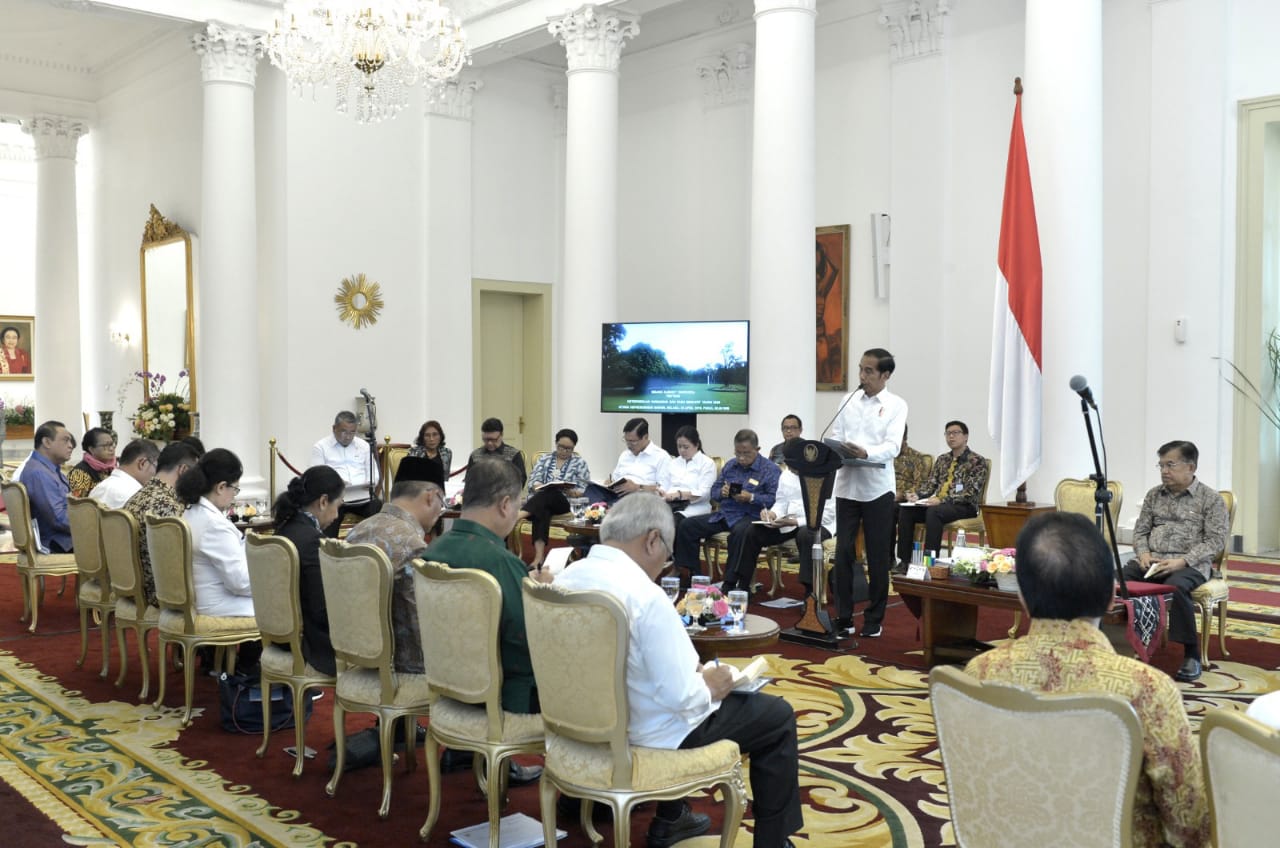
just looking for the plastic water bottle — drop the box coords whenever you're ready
[955,529,967,551]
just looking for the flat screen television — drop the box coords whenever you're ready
[601,320,749,414]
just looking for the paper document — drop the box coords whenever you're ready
[759,597,804,609]
[728,656,770,690]
[450,812,565,848]
[534,480,575,491]
[542,547,572,576]
[1143,562,1162,579]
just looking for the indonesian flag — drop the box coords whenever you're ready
[988,86,1042,499]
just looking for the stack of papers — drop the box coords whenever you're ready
[451,813,565,848]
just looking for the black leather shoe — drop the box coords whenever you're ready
[1175,656,1202,682]
[508,761,543,786]
[859,623,883,638]
[833,617,853,634]
[647,803,711,848]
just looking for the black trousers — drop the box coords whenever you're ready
[324,497,382,537]
[523,489,571,544]
[834,492,895,624]
[720,524,831,593]
[895,501,978,563]
[581,482,622,507]
[1122,560,1208,655]
[656,692,803,848]
[673,513,732,574]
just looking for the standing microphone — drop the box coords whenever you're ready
[359,388,375,403]
[1069,375,1097,410]
[819,383,862,441]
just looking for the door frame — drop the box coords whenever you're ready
[472,279,552,467]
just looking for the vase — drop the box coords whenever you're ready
[995,572,1019,592]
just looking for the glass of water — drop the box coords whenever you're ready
[569,497,588,522]
[685,588,706,624]
[691,574,712,591]
[727,590,749,633]
[660,576,680,604]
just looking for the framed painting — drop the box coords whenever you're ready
[0,315,34,380]
[816,225,850,391]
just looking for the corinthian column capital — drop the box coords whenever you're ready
[548,5,640,73]
[22,115,88,161]
[192,21,266,86]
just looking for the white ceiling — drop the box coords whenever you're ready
[0,0,189,78]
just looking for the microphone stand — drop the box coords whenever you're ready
[1078,397,1128,599]
[365,396,379,505]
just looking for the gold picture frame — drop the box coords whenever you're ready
[0,315,35,380]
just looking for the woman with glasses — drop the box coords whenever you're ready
[176,448,255,617]
[519,428,591,570]
[68,427,117,497]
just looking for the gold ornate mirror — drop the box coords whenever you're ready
[140,205,197,410]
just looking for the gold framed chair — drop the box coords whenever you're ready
[413,560,545,847]
[245,531,337,777]
[1200,706,1280,845]
[379,439,412,502]
[523,579,746,848]
[319,538,432,819]
[1190,490,1237,668]
[100,508,161,699]
[930,665,1143,848]
[68,496,115,678]
[145,515,259,727]
[1053,477,1124,544]
[1,480,79,633]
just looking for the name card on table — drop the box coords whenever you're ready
[906,563,931,580]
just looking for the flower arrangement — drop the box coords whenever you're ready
[2,397,34,426]
[952,547,1017,586]
[676,586,732,624]
[130,370,192,442]
[583,502,608,524]
[445,491,464,509]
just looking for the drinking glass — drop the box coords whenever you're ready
[660,576,680,604]
[570,497,588,523]
[691,574,712,591]
[727,590,749,633]
[685,588,706,623]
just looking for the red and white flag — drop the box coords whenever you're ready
[988,85,1042,499]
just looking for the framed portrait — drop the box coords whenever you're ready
[0,315,34,380]
[816,225,850,391]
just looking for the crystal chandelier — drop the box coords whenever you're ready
[267,1,471,125]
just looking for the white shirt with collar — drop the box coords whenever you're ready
[609,441,672,491]
[310,434,381,504]
[830,387,907,501]
[89,468,143,510]
[767,469,837,535]
[666,451,717,517]
[182,497,255,617]
[554,544,718,749]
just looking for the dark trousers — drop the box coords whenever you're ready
[673,513,731,574]
[656,692,803,848]
[895,501,978,563]
[1122,560,1208,655]
[324,497,382,537]
[523,489,571,544]
[720,521,784,592]
[581,482,622,508]
[834,492,895,624]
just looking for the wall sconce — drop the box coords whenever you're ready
[109,327,131,346]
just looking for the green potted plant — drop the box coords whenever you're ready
[2,397,36,439]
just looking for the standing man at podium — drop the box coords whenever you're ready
[830,349,907,637]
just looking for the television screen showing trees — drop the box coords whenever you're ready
[601,321,749,414]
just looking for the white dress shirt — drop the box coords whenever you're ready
[609,441,672,491]
[665,451,717,516]
[830,387,908,501]
[182,497,255,617]
[311,434,380,504]
[771,469,838,535]
[89,468,143,510]
[554,544,718,748]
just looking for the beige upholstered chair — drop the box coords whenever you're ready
[1200,706,1280,846]
[413,560,546,847]
[1190,490,1236,668]
[930,665,1143,848]
[1053,477,1124,545]
[319,538,432,819]
[380,441,411,501]
[1,480,79,633]
[523,579,746,848]
[941,456,993,545]
[245,531,336,776]
[68,496,115,677]
[145,515,259,727]
[100,507,161,699]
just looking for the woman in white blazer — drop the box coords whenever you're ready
[176,448,255,618]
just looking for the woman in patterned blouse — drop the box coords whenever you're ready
[67,428,117,497]
[519,428,591,570]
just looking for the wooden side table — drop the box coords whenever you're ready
[981,503,1055,548]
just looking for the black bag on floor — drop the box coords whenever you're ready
[218,672,313,734]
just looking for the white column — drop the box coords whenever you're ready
[749,0,817,437]
[192,23,266,491]
[549,5,638,473]
[1024,0,1103,500]
[23,115,87,430]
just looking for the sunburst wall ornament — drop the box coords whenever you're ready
[334,274,384,329]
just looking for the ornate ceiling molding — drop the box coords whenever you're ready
[878,0,952,62]
[22,114,88,161]
[425,78,484,121]
[191,21,266,86]
[548,5,640,74]
[694,43,753,110]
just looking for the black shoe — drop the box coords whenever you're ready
[1175,656,1202,682]
[557,795,612,822]
[646,803,712,848]
[439,748,473,772]
[834,617,853,634]
[508,761,543,785]
[891,560,909,576]
[859,623,883,638]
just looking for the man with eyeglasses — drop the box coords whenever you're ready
[893,420,988,573]
[1122,440,1230,683]
[581,417,672,507]
[88,438,159,508]
[18,420,77,553]
[467,417,528,489]
[310,410,381,537]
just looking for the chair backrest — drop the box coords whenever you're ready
[414,560,505,737]
[68,495,107,582]
[381,442,411,500]
[145,514,198,628]
[1,480,36,559]
[929,665,1143,848]
[100,507,146,601]
[1213,490,1237,574]
[522,579,635,787]
[1201,707,1280,845]
[245,531,305,666]
[318,538,397,701]
[1053,477,1125,543]
[973,456,993,508]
